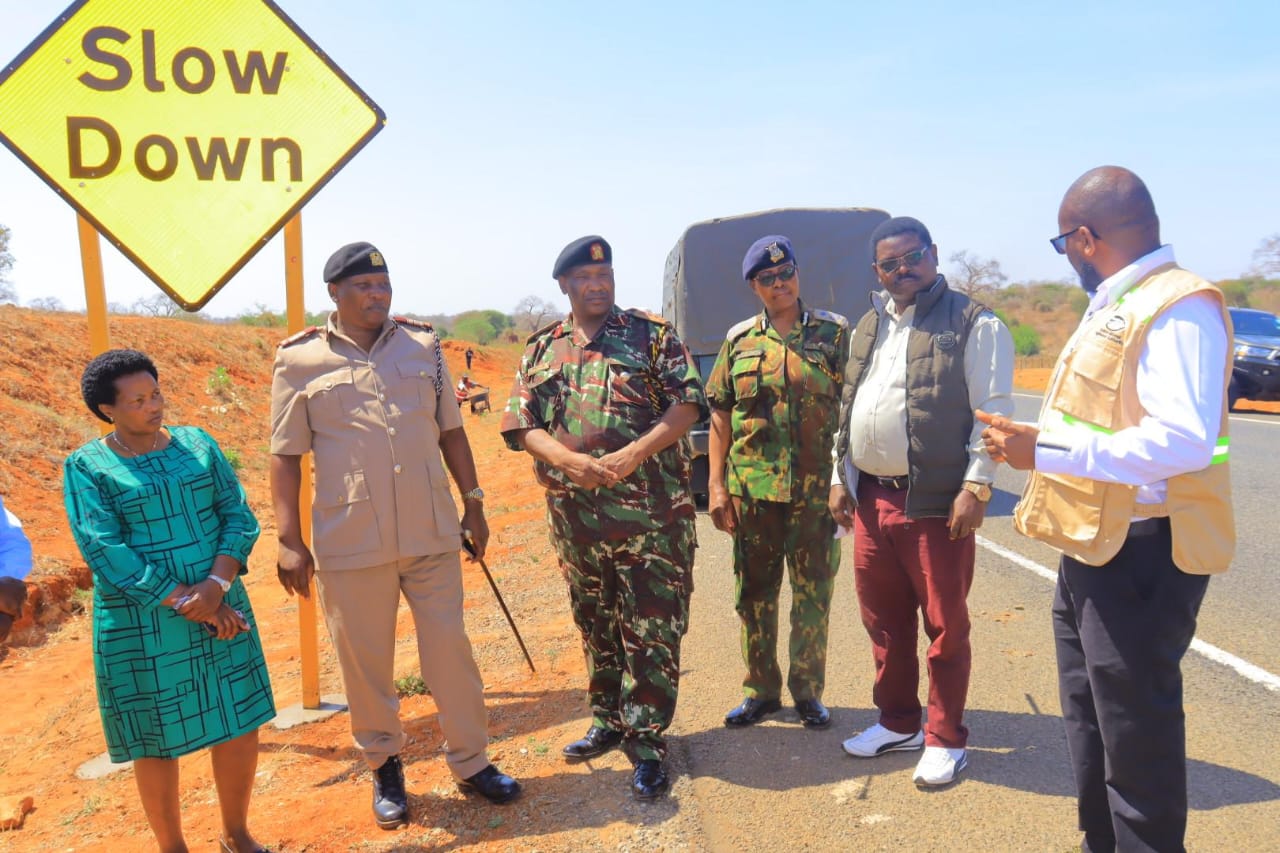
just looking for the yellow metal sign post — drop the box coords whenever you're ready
[0,1,384,720]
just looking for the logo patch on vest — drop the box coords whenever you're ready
[1095,314,1127,346]
[934,331,958,351]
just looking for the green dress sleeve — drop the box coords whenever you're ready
[62,451,181,610]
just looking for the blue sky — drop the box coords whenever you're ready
[1,0,1277,319]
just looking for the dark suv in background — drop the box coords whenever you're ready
[1228,307,1280,410]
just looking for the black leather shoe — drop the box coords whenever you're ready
[724,697,783,727]
[631,759,670,800]
[562,726,625,761]
[795,698,832,729]
[372,755,408,830]
[457,764,521,804]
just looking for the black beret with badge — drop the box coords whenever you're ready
[742,234,796,281]
[552,235,611,278]
[324,241,389,283]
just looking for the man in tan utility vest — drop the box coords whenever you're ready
[979,166,1233,853]
[270,241,520,831]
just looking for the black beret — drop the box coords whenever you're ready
[742,235,796,280]
[552,235,611,279]
[324,241,388,283]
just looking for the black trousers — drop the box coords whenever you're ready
[1052,519,1209,853]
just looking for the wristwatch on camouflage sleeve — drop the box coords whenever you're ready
[961,481,992,502]
[461,487,485,503]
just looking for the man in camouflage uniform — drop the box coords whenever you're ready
[705,235,848,731]
[500,235,706,800]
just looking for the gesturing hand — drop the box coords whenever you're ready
[976,409,1039,471]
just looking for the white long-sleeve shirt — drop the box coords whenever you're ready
[1035,245,1228,506]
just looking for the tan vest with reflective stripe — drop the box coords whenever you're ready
[1014,264,1234,574]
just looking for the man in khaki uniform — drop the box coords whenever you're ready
[269,241,519,831]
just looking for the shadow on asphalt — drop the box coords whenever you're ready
[679,706,1280,810]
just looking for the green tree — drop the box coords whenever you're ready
[1217,279,1252,308]
[453,314,497,344]
[1011,324,1042,356]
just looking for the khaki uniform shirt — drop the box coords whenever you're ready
[270,314,464,571]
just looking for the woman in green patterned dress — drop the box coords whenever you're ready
[64,349,274,853]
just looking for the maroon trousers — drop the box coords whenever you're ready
[852,478,975,748]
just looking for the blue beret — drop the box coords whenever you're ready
[552,235,611,278]
[324,241,388,283]
[742,235,796,281]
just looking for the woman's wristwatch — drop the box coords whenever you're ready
[207,574,233,594]
[461,487,485,503]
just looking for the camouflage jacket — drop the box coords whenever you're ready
[705,303,849,502]
[501,306,708,538]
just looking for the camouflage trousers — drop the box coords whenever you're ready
[732,495,839,702]
[551,519,695,763]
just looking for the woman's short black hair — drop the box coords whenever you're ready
[80,349,158,423]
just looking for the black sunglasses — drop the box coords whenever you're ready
[753,265,797,287]
[875,246,931,274]
[1050,225,1100,254]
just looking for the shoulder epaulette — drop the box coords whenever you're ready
[394,315,434,332]
[726,316,758,342]
[624,307,670,326]
[278,326,321,348]
[526,317,564,345]
[811,307,849,328]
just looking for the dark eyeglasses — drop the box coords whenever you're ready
[753,265,796,287]
[1050,225,1100,254]
[875,246,931,274]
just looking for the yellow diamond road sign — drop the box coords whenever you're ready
[0,0,385,310]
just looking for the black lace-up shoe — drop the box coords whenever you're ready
[562,726,625,761]
[724,697,782,727]
[631,759,670,800]
[372,755,408,830]
[457,764,521,804]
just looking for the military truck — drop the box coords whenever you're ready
[662,206,890,497]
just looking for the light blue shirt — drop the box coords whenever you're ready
[0,495,32,580]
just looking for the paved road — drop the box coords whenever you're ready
[669,397,1280,851]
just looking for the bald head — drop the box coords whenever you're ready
[1059,166,1161,262]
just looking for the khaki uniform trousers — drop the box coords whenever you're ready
[316,551,490,778]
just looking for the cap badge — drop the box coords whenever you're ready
[767,242,784,263]
[590,243,605,261]
[369,251,385,267]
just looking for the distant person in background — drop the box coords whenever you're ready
[830,216,1013,787]
[0,495,32,642]
[270,241,518,831]
[704,235,848,731]
[465,347,475,370]
[980,166,1233,852]
[64,349,274,853]
[501,235,705,800]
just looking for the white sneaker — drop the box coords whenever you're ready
[912,746,968,786]
[841,724,925,757]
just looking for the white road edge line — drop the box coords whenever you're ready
[975,534,1280,692]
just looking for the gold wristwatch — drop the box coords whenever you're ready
[961,481,992,502]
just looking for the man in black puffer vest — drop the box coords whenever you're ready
[829,216,1014,787]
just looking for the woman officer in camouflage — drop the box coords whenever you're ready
[705,235,849,731]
